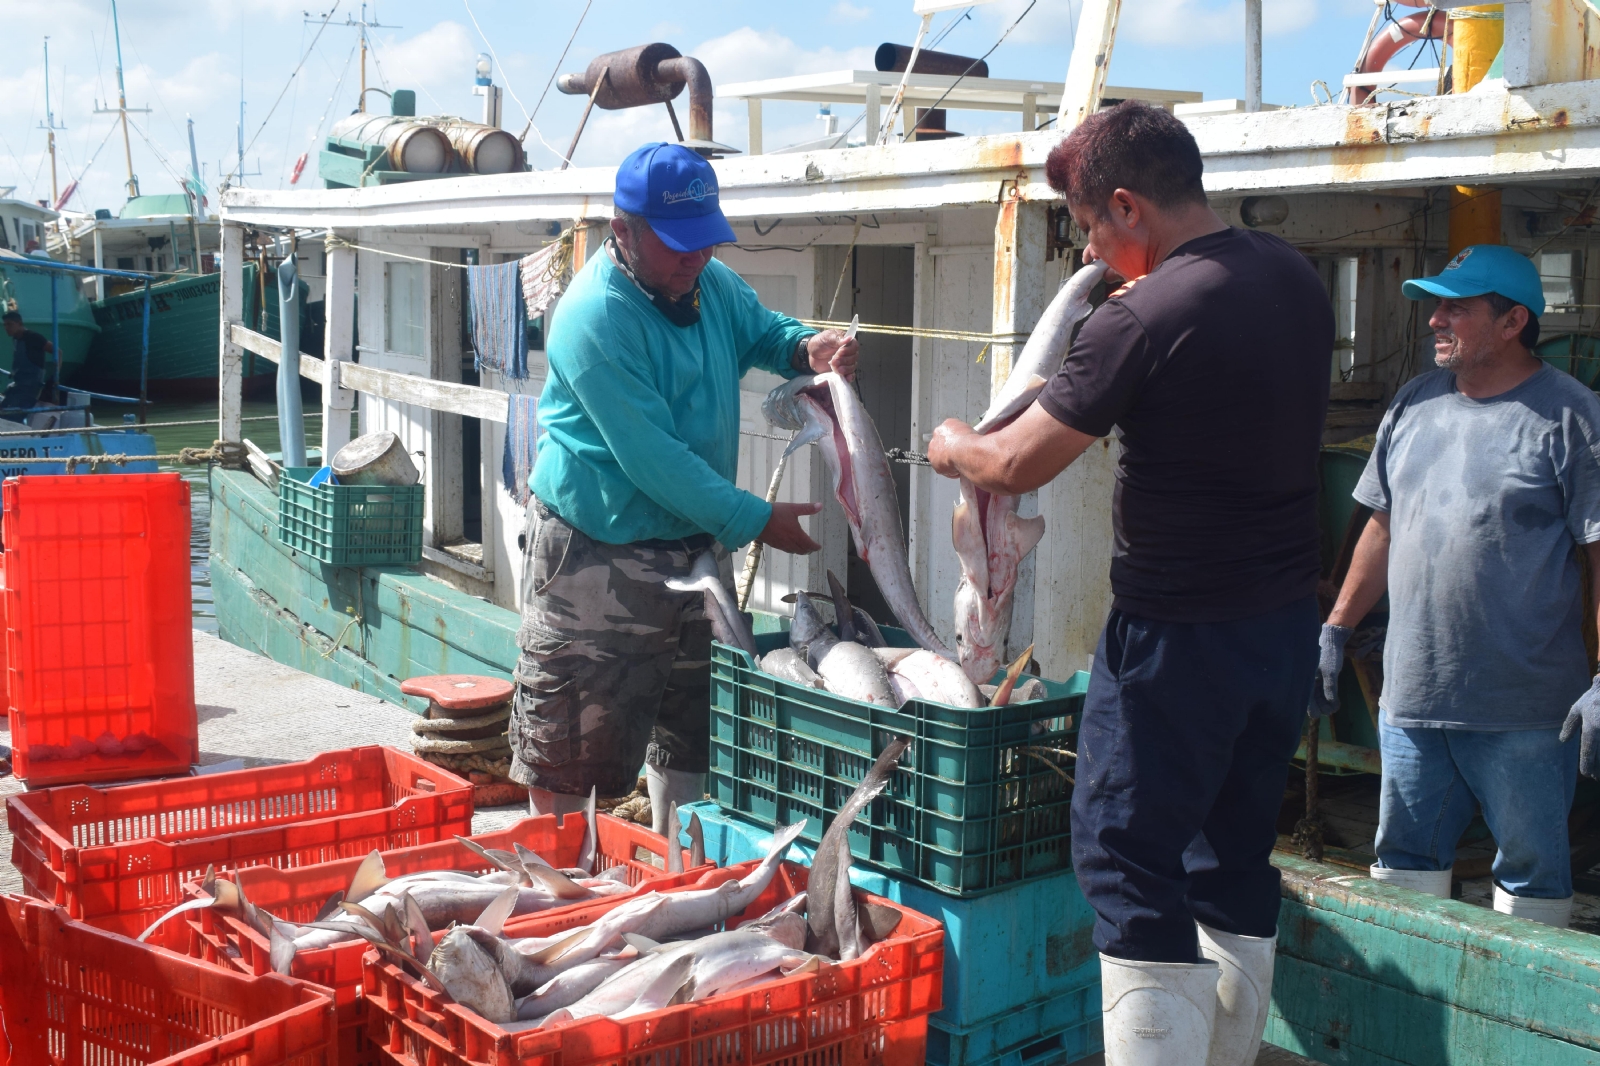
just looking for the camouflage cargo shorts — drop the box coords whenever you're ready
[508,496,735,797]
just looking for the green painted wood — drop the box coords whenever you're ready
[210,467,521,709]
[1268,854,1600,1065]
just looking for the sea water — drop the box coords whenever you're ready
[88,400,325,634]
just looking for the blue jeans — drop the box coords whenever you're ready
[1070,595,1320,962]
[1375,715,1579,898]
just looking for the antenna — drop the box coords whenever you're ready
[38,38,68,209]
[234,99,263,185]
[93,0,153,201]
[308,3,401,114]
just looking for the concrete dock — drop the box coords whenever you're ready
[0,629,526,894]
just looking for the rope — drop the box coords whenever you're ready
[325,234,566,269]
[24,440,249,473]
[0,413,321,439]
[740,428,931,466]
[799,317,1001,344]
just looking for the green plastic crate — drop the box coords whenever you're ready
[276,467,423,566]
[709,628,1089,897]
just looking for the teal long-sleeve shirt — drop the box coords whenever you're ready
[530,250,814,549]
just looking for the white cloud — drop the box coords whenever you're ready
[830,2,873,23]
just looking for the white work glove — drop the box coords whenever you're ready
[1308,623,1352,718]
[1560,675,1600,779]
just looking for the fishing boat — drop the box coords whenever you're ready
[211,7,1600,1064]
[0,197,98,383]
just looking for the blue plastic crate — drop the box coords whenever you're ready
[710,629,1088,896]
[683,800,1102,1042]
[927,995,1102,1066]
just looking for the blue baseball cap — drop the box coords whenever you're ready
[613,142,736,253]
[1400,244,1546,317]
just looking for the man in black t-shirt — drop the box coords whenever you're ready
[1,311,53,412]
[929,102,1331,1066]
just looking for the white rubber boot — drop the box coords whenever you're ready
[646,765,704,835]
[1369,864,1453,898]
[1492,885,1573,929]
[1100,954,1219,1066]
[528,787,588,818]
[1195,924,1274,1066]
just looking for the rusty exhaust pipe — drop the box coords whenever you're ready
[557,43,736,158]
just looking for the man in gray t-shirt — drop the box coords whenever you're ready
[1315,244,1600,930]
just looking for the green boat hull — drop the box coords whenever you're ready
[79,264,309,401]
[0,257,97,380]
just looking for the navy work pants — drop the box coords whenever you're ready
[1069,594,1320,962]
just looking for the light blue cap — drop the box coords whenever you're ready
[1401,244,1546,318]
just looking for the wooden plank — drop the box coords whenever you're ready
[230,324,329,385]
[1059,0,1122,128]
[219,223,244,442]
[321,236,356,459]
[338,362,508,423]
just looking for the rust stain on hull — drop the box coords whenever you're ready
[978,138,1025,172]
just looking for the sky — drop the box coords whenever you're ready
[0,0,1437,215]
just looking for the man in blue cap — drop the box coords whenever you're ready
[1317,244,1600,927]
[510,142,858,822]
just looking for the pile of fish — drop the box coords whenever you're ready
[144,744,919,1034]
[953,262,1107,683]
[134,791,705,974]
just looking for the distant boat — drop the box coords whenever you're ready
[55,197,316,400]
[0,196,98,383]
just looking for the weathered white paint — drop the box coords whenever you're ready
[231,324,326,384]
[219,223,244,444]
[321,236,356,460]
[1059,0,1122,127]
[338,362,508,422]
[748,98,763,157]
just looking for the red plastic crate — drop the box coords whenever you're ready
[363,860,945,1066]
[181,814,713,1066]
[0,894,337,1066]
[7,745,472,938]
[2,473,196,787]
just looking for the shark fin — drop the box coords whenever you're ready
[526,863,592,901]
[402,890,433,960]
[135,896,215,943]
[687,811,705,868]
[346,849,391,903]
[268,922,297,975]
[666,802,684,875]
[513,842,554,870]
[474,884,521,936]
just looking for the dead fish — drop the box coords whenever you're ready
[667,551,759,661]
[432,925,517,1022]
[760,647,825,688]
[687,811,705,869]
[792,592,896,707]
[953,483,1045,685]
[807,738,909,957]
[953,265,1104,685]
[579,787,598,875]
[765,373,951,657]
[989,644,1035,707]
[513,953,638,1022]
[874,647,984,708]
[778,591,887,646]
[540,952,697,1027]
[973,261,1107,433]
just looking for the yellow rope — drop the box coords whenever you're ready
[800,317,1004,344]
[24,440,249,473]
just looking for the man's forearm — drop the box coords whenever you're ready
[1327,512,1392,628]
[932,404,1098,496]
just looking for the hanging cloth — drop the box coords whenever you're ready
[502,392,540,506]
[467,259,529,380]
[520,232,574,322]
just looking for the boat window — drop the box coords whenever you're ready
[385,261,427,356]
[0,216,9,251]
[1541,251,1578,313]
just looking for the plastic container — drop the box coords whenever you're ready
[2,472,195,786]
[7,745,472,938]
[926,992,1101,1066]
[277,466,423,566]
[363,860,945,1066]
[0,895,337,1066]
[181,813,713,1066]
[686,801,1101,1039]
[710,629,1089,896]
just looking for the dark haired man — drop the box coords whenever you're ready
[1,311,53,413]
[514,142,858,826]
[928,101,1332,1064]
[1318,246,1600,930]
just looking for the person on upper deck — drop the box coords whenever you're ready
[927,101,1332,1066]
[511,142,858,825]
[1,311,53,413]
[1316,245,1600,929]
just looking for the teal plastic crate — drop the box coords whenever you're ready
[276,467,424,566]
[709,629,1088,896]
[683,800,1101,1044]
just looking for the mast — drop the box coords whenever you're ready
[39,38,65,208]
[94,0,151,201]
[314,4,399,114]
